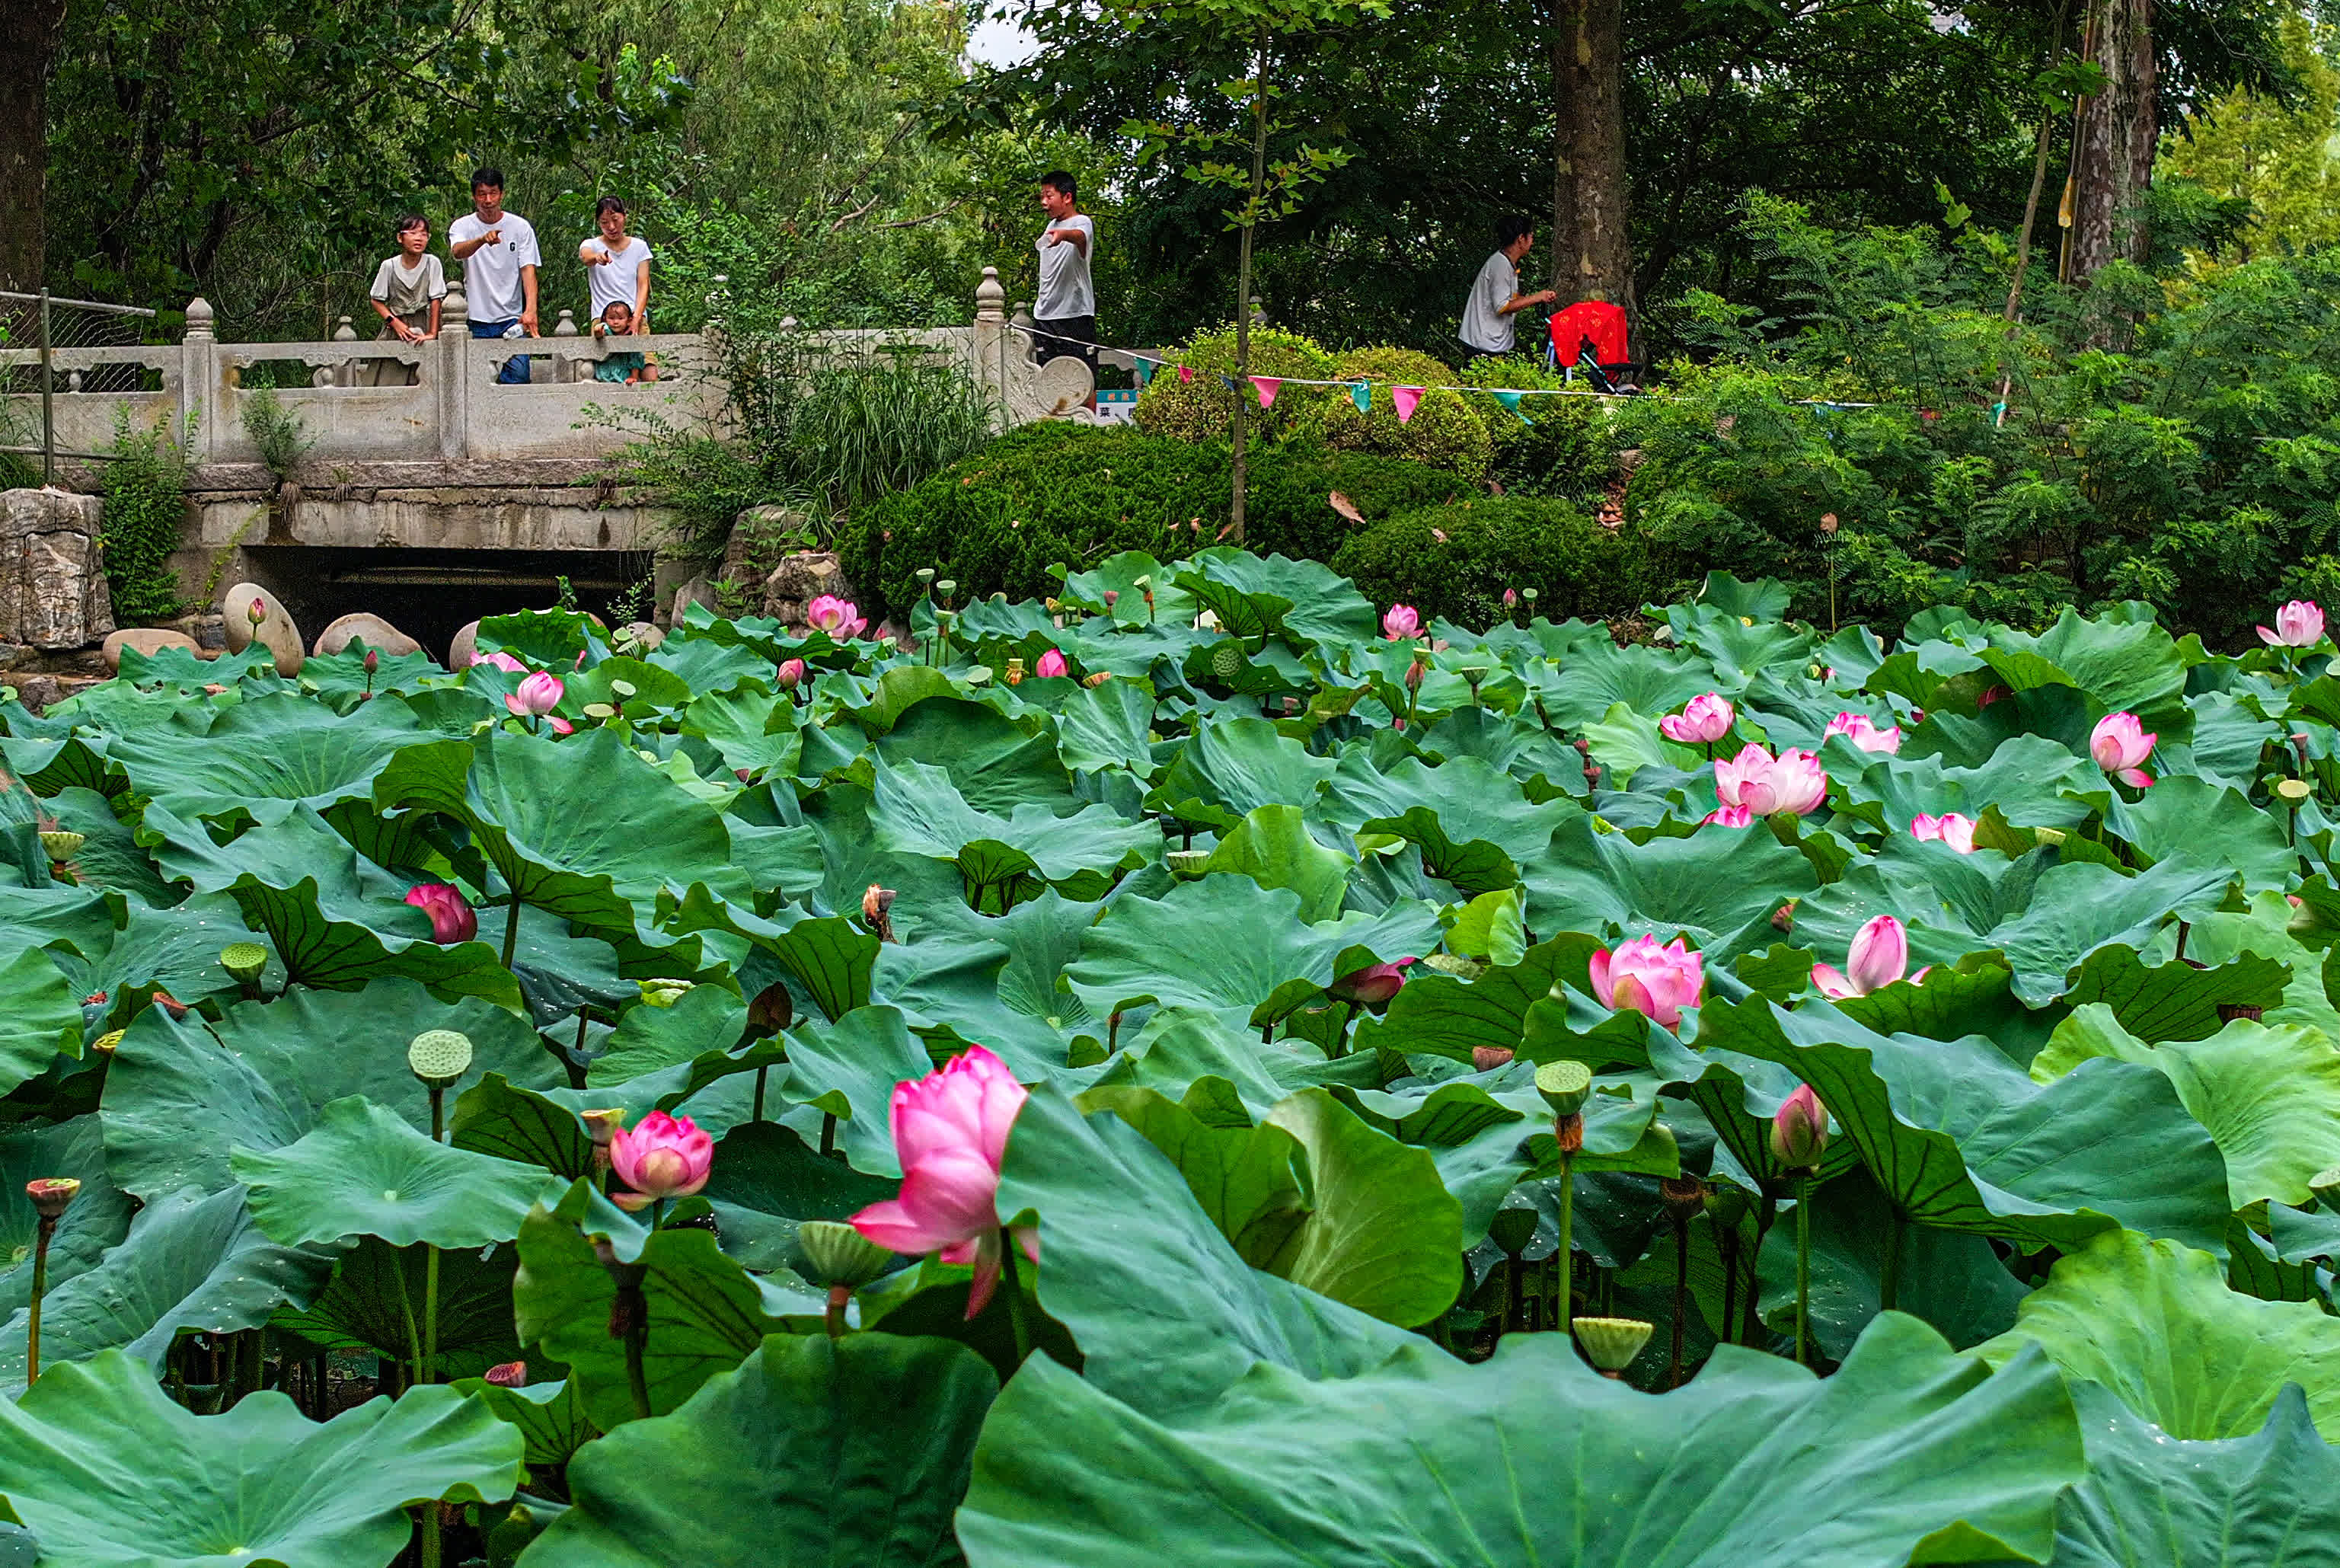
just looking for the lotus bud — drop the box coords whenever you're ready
[218,943,269,987]
[1705,1186,1749,1230]
[89,1030,124,1056]
[1659,1174,1706,1221]
[1036,648,1069,679]
[1211,643,1243,681]
[407,1029,474,1087]
[1470,1043,1513,1069]
[363,649,379,675]
[506,670,564,718]
[24,1178,78,1221]
[1404,655,1426,692]
[38,832,83,864]
[1574,1315,1654,1375]
[637,978,694,1008]
[1487,1205,1538,1257]
[1536,1059,1592,1119]
[575,650,590,672]
[2312,1166,2340,1211]
[774,659,806,691]
[1165,848,1212,879]
[247,597,267,628]
[746,982,793,1038]
[1772,900,1796,933]
[862,884,896,943]
[1503,588,1519,609]
[798,1218,895,1288]
[1770,1084,1828,1170]
[1382,604,1422,642]
[483,1361,528,1388]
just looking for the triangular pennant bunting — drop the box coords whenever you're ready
[1393,385,1424,425]
[1218,373,1239,392]
[1492,389,1529,424]
[1253,376,1282,409]
[1133,358,1154,387]
[1350,381,1371,413]
[1178,365,1195,384]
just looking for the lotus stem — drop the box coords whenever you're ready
[1879,1208,1902,1314]
[1795,1176,1815,1367]
[1719,1228,1738,1349]
[1748,1194,1777,1346]
[1556,1154,1575,1340]
[419,1508,442,1568]
[1671,1218,1689,1387]
[501,883,522,969]
[423,1244,440,1384]
[25,1212,56,1384]
[394,1253,425,1392]
[752,1065,769,1122]
[1001,1234,1036,1367]
[820,1113,837,1158]
[825,1284,851,1340]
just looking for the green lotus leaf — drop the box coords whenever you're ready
[2057,943,2290,1043]
[662,893,876,1023]
[1976,1228,2340,1439]
[998,1084,1415,1420]
[1696,995,2230,1254]
[1176,547,1378,649]
[587,985,749,1087]
[1200,803,1353,922]
[144,803,520,1004]
[1151,714,1337,830]
[474,607,609,668]
[2102,774,2297,893]
[876,886,1107,1064]
[869,757,1153,887]
[2034,1006,2340,1210]
[42,896,265,1033]
[768,1005,935,1176]
[0,1186,334,1392]
[0,944,81,1094]
[453,1373,594,1470]
[0,1349,521,1568]
[698,1121,900,1274]
[517,1333,995,1568]
[1081,1084,1462,1326]
[41,784,177,906]
[1841,736,2099,832]
[1985,603,2194,731]
[959,1314,2083,1568]
[1523,814,1815,960]
[512,1181,822,1429]
[1066,873,1439,1026]
[1357,933,1600,1062]
[275,1234,525,1381]
[1321,754,1578,883]
[1051,674,1157,776]
[0,1118,130,1321]
[1533,639,1716,730]
[451,1073,595,1180]
[102,980,563,1200]
[103,691,423,831]
[867,695,1076,813]
[233,1096,567,1248]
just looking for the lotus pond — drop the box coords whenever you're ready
[0,552,2336,1566]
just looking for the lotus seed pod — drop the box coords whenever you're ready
[89,1029,124,1056]
[937,580,956,600]
[637,978,693,1008]
[609,680,637,701]
[1705,1186,1750,1229]
[964,666,992,687]
[1165,848,1212,878]
[1487,1205,1539,1257]
[1458,665,1489,684]
[2313,1166,2340,1211]
[1423,953,1487,979]
[407,1029,474,1084]
[1082,671,1111,688]
[582,1108,625,1151]
[583,702,618,720]
[1470,1045,1515,1071]
[798,1219,895,1288]
[1573,1315,1654,1372]
[1004,656,1026,685]
[25,1177,79,1220]
[38,832,84,864]
[2278,778,2313,804]
[1211,643,1244,680]
[917,568,936,587]
[218,943,269,985]
[1659,1174,1706,1220]
[1534,1059,1592,1118]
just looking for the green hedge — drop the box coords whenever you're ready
[1314,347,1491,481]
[840,424,1471,620]
[1329,496,1658,629]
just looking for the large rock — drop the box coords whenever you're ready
[219,582,303,676]
[725,506,811,597]
[1,490,115,650]
[760,551,854,630]
[615,621,665,653]
[103,628,207,672]
[447,619,481,670]
[314,612,421,659]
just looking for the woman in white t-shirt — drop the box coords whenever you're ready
[579,197,653,334]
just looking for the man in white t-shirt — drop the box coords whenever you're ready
[1033,170,1097,410]
[448,167,542,385]
[1458,216,1556,360]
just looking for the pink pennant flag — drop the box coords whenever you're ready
[1177,365,1195,384]
[1393,385,1425,425]
[1253,376,1282,409]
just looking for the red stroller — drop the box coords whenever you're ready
[1549,300,1633,391]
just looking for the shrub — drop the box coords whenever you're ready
[99,407,196,622]
[1132,325,1338,444]
[840,424,1470,619]
[1330,497,1655,628]
[1311,347,1490,481]
[238,388,314,482]
[1458,356,1620,501]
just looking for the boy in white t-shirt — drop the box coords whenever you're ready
[579,196,653,334]
[1033,170,1097,410]
[447,167,541,385]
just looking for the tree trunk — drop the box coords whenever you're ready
[0,0,66,293]
[1551,0,1633,350]
[2069,0,2156,280]
[1544,0,1579,294]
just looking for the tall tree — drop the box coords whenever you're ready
[0,0,66,292]
[2067,0,2157,279]
[1551,0,1633,333]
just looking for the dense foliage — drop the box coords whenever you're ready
[95,409,196,622]
[0,555,2335,1560]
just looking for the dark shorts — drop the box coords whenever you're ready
[1034,315,1098,372]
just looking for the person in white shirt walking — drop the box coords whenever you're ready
[447,167,542,385]
[579,196,653,332]
[1033,170,1097,410]
[1458,216,1556,361]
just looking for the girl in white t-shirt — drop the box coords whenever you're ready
[579,197,652,333]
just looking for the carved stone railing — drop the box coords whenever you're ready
[0,266,1109,471]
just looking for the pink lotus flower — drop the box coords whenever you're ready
[1383,604,1422,642]
[2089,711,2156,788]
[776,658,806,689]
[608,1110,713,1210]
[477,651,528,675]
[547,716,576,736]
[852,1045,1036,1317]
[1977,685,2009,708]
[1824,711,1902,754]
[1036,648,1069,679]
[1590,934,1705,1029]
[806,596,867,639]
[1701,804,1754,829]
[404,883,477,944]
[483,1361,527,1388]
[1771,1084,1828,1168]
[2259,600,2326,648]
[1660,693,1734,745]
[1909,812,1977,853]
[1503,588,1519,608]
[1328,958,1416,1009]
[506,670,563,717]
[1812,914,1924,998]
[1714,743,1829,816]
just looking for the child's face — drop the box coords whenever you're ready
[605,306,633,332]
[399,224,429,255]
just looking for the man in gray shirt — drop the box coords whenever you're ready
[1459,216,1557,359]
